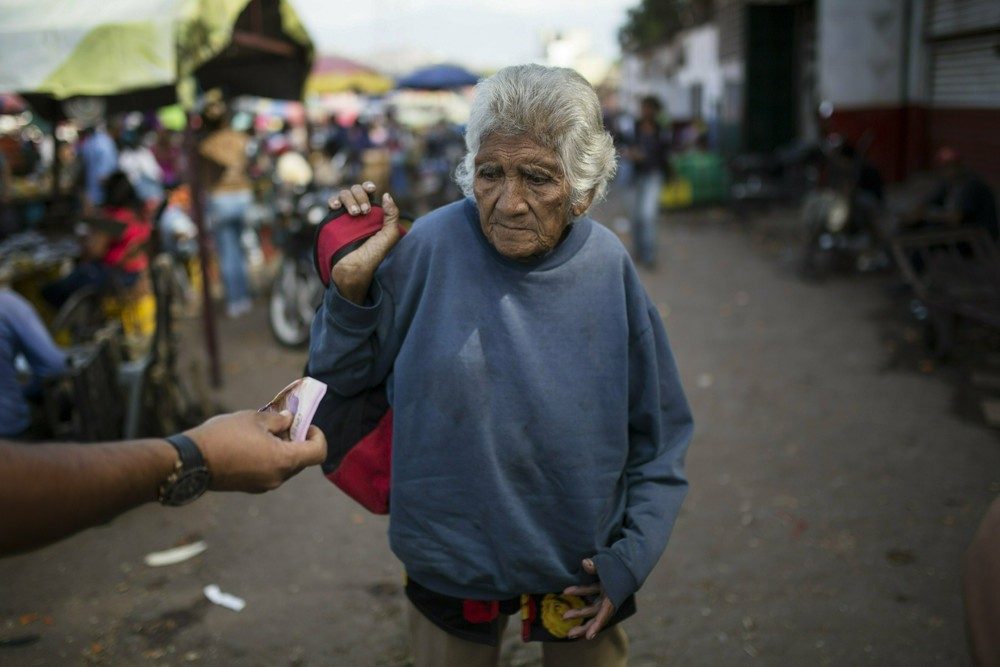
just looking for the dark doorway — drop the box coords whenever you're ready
[744,4,797,152]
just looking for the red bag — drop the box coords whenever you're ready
[326,405,393,514]
[311,199,405,514]
[313,199,406,288]
[310,379,393,514]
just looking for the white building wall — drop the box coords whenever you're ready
[619,25,723,122]
[676,25,724,120]
[818,0,905,107]
[620,47,677,117]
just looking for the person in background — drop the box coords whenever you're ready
[151,127,183,190]
[158,185,198,258]
[384,108,414,208]
[323,117,349,165]
[91,172,153,287]
[198,99,254,319]
[418,117,463,212]
[343,118,374,185]
[622,96,671,270]
[902,146,998,242]
[0,409,327,557]
[78,123,119,212]
[42,172,152,308]
[0,289,67,439]
[118,129,165,215]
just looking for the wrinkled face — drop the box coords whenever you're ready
[473,134,582,260]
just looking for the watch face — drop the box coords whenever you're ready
[165,468,212,506]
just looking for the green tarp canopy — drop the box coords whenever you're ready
[0,0,314,118]
[0,0,316,387]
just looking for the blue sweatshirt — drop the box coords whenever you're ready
[0,290,67,437]
[308,199,693,608]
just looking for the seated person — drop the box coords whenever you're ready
[43,171,153,308]
[0,289,67,439]
[902,146,998,241]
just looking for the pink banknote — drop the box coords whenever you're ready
[259,377,328,441]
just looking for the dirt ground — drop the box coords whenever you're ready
[2,194,999,666]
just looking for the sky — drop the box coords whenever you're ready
[291,0,637,71]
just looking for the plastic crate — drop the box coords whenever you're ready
[662,151,729,209]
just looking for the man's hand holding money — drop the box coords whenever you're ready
[186,410,326,493]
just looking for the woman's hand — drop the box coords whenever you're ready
[327,181,402,304]
[560,557,616,640]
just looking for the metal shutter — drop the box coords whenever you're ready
[927,0,1000,38]
[930,35,1000,107]
[927,0,1000,107]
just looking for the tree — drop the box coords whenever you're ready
[618,0,715,53]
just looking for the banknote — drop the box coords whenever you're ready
[259,377,328,442]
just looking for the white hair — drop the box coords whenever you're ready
[453,64,617,213]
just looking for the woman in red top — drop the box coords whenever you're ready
[42,172,152,307]
[99,172,152,285]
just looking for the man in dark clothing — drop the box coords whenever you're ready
[623,96,671,269]
[904,146,998,241]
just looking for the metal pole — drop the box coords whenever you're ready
[184,112,222,388]
[49,124,61,204]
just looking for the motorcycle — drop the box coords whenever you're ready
[798,134,889,278]
[729,140,824,216]
[268,185,332,347]
[798,190,884,277]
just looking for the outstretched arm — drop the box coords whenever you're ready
[0,410,326,557]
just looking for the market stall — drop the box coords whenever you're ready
[0,1,319,443]
[0,0,315,387]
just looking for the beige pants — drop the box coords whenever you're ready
[407,601,629,667]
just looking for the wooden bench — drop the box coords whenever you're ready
[891,226,1000,357]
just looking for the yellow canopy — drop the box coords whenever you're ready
[305,54,393,96]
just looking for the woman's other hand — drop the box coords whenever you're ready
[560,557,617,640]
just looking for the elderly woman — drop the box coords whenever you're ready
[308,64,693,667]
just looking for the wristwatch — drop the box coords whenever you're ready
[158,433,212,506]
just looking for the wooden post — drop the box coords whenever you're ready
[184,113,222,388]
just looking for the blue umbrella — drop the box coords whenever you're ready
[395,64,481,90]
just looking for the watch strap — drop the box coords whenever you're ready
[165,433,205,470]
[159,433,211,506]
